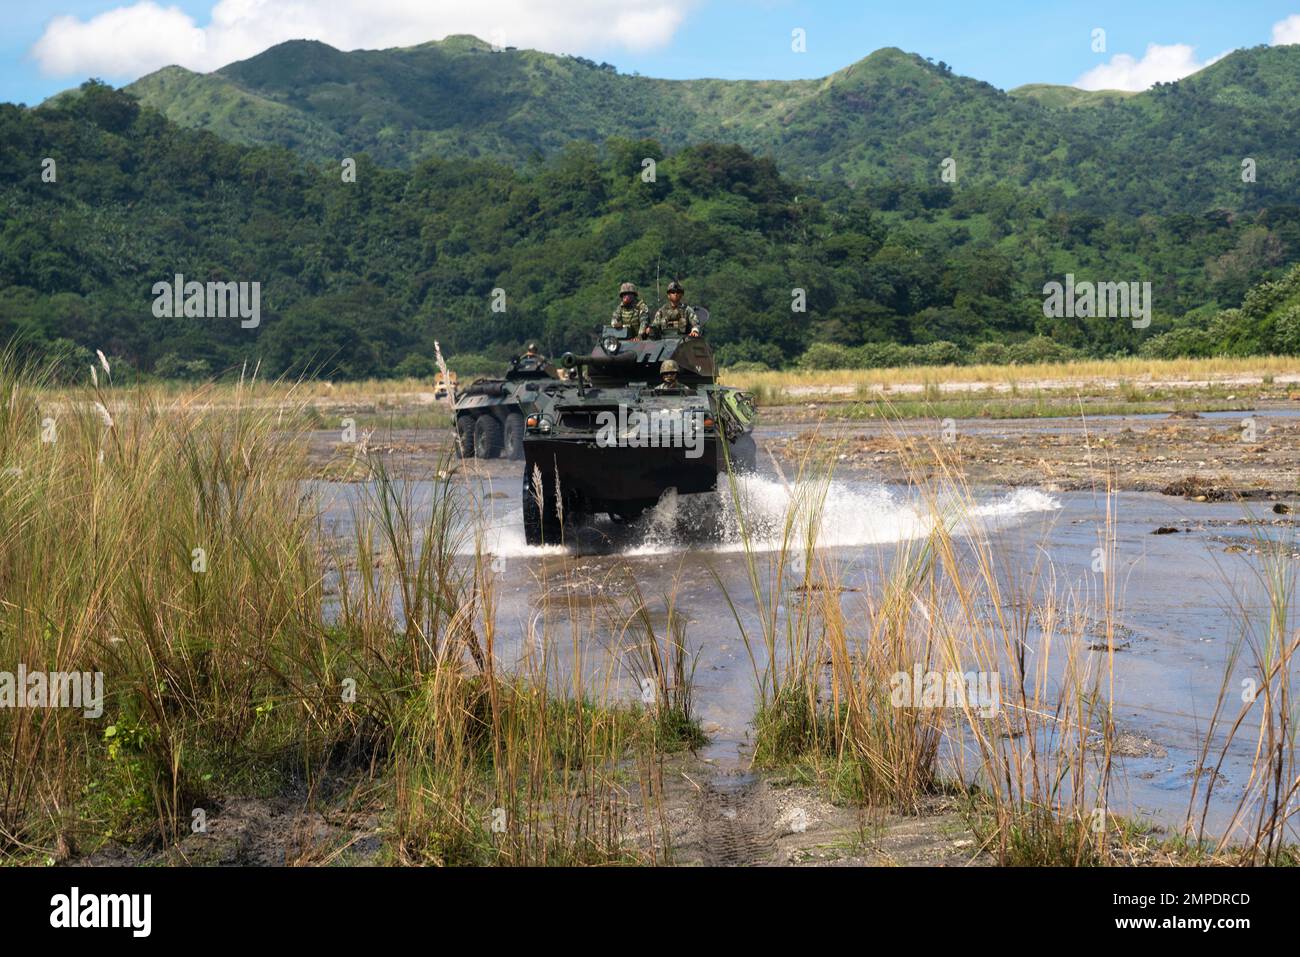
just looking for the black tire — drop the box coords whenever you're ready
[522,469,562,546]
[474,414,504,459]
[727,433,758,473]
[503,412,525,461]
[456,415,477,457]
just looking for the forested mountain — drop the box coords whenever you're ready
[4,82,1299,379]
[116,36,1300,215]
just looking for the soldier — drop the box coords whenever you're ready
[514,342,555,377]
[645,280,700,339]
[653,359,691,393]
[611,281,650,332]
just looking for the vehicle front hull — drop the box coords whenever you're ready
[523,437,722,516]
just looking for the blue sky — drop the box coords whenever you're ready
[3,0,1299,106]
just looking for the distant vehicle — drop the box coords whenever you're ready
[433,370,458,400]
[520,310,757,545]
[452,354,557,460]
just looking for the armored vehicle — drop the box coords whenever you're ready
[520,310,757,545]
[453,353,558,460]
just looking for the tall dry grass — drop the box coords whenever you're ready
[722,354,1300,401]
[0,354,678,865]
[1185,513,1300,864]
[718,403,1300,863]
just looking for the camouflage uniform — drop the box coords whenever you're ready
[649,301,699,337]
[653,359,691,394]
[611,299,649,330]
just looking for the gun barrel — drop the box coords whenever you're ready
[562,351,638,370]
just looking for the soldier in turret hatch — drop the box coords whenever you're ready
[645,280,700,339]
[653,359,693,394]
[514,342,555,376]
[611,282,650,332]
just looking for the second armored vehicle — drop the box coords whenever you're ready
[453,353,558,460]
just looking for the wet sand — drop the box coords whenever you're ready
[760,405,1300,499]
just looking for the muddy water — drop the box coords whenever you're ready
[315,428,1298,843]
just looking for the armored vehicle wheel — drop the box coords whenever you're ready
[728,433,757,473]
[522,470,562,546]
[456,415,477,457]
[474,415,504,458]
[503,412,525,461]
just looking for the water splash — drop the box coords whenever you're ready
[475,474,1059,557]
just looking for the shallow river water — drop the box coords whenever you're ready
[315,429,1298,844]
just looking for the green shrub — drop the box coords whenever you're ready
[913,340,963,366]
[856,342,907,368]
[797,342,857,370]
[154,352,213,380]
[1007,335,1078,364]
[1272,305,1300,355]
[393,354,437,378]
[972,342,1009,365]
[716,339,785,369]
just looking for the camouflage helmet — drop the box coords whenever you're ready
[666,280,684,293]
[660,360,679,374]
[619,281,638,295]
[526,342,539,353]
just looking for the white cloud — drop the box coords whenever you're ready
[1271,13,1300,45]
[32,4,206,77]
[1074,42,1228,92]
[30,0,691,78]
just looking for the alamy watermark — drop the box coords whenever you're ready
[151,273,260,328]
[595,406,705,459]
[49,887,150,937]
[890,666,1001,717]
[1042,274,1151,328]
[1,665,104,718]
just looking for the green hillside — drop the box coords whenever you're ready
[1007,84,1137,109]
[4,82,1299,380]
[116,38,1300,214]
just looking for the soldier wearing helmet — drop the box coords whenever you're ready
[513,341,555,377]
[611,281,650,332]
[645,280,700,339]
[653,359,691,394]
